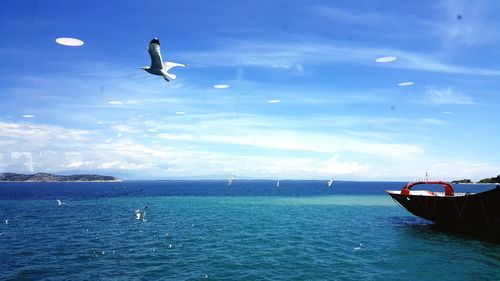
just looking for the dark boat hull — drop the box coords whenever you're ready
[388,186,500,232]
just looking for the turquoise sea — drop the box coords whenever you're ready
[0,181,498,280]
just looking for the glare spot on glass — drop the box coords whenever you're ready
[375,56,397,63]
[397,82,414,86]
[55,37,84,46]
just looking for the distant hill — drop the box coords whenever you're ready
[478,175,500,184]
[0,173,120,182]
[451,179,473,184]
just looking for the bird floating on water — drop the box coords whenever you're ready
[135,206,148,221]
[354,243,363,251]
[141,37,186,82]
[57,199,66,206]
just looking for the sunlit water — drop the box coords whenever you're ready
[0,181,498,280]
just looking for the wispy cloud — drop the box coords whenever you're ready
[0,120,375,179]
[183,40,500,76]
[158,133,193,141]
[430,160,500,181]
[0,117,496,181]
[117,113,425,160]
[438,0,500,47]
[311,6,384,25]
[425,87,474,104]
[422,118,446,125]
[0,121,92,146]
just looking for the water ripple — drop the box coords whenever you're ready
[1,193,498,280]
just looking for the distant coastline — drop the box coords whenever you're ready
[0,172,121,182]
[451,175,500,184]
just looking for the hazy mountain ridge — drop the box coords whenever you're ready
[0,173,120,182]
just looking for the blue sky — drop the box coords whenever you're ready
[0,0,499,180]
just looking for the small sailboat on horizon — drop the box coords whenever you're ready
[276,177,280,188]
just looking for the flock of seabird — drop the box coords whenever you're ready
[226,176,334,188]
[21,36,409,120]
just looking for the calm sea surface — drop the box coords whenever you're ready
[0,181,498,280]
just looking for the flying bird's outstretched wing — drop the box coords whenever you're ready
[162,62,187,80]
[163,62,187,72]
[148,38,163,70]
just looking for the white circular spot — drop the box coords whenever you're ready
[175,111,186,115]
[268,99,281,103]
[22,114,35,118]
[108,100,123,105]
[213,84,230,89]
[55,37,84,47]
[375,56,397,63]
[398,82,414,86]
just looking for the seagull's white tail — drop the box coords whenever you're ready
[164,72,177,81]
[162,61,186,81]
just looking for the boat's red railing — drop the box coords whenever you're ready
[401,181,454,196]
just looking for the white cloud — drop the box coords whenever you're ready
[425,87,474,104]
[429,160,500,182]
[312,6,384,25]
[438,0,500,47]
[111,125,141,134]
[0,119,497,181]
[158,133,194,141]
[422,118,445,125]
[184,40,500,76]
[199,130,423,160]
[398,82,414,86]
[0,121,92,145]
[375,56,397,63]
[0,117,410,178]
[213,84,230,89]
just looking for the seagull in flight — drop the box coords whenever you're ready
[141,37,186,82]
[135,205,148,221]
[227,175,234,186]
[327,178,334,187]
[57,199,66,206]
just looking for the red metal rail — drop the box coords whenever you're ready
[401,181,455,196]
